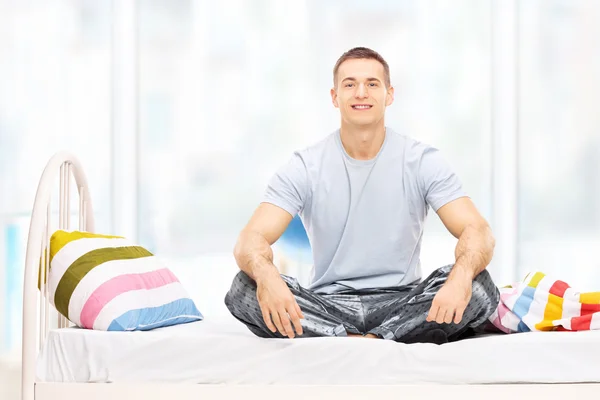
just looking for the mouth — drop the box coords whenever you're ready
[351,104,373,110]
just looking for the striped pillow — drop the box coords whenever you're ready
[47,230,203,331]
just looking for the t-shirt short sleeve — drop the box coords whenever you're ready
[262,152,309,217]
[418,147,468,212]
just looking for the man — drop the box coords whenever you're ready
[224,47,499,343]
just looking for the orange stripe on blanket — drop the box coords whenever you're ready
[536,293,563,331]
[580,292,600,304]
[536,279,568,331]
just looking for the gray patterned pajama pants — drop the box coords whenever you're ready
[224,265,500,344]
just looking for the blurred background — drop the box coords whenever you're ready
[1,0,600,397]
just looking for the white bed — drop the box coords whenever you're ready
[21,152,600,399]
[37,315,600,385]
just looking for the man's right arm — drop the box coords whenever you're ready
[233,202,292,282]
[233,202,305,338]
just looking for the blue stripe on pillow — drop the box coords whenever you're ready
[107,298,203,331]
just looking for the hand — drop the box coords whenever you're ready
[256,273,305,338]
[426,277,472,324]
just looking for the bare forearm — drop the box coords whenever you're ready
[233,230,280,284]
[450,224,495,282]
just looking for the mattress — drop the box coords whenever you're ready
[36,314,600,384]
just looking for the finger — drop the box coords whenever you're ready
[287,307,304,336]
[295,302,305,319]
[279,308,295,338]
[444,308,454,324]
[435,307,447,324]
[270,310,286,337]
[261,307,277,333]
[426,304,439,322]
[454,305,466,324]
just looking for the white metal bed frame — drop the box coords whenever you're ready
[21,153,600,399]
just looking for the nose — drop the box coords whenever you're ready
[354,83,369,99]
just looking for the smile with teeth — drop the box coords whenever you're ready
[352,104,372,110]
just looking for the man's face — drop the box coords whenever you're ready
[331,58,394,127]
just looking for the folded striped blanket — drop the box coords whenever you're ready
[489,271,600,333]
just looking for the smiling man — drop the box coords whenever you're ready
[225,47,500,343]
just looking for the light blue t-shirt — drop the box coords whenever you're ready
[263,127,467,294]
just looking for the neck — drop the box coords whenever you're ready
[339,120,386,160]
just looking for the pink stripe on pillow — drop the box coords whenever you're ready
[496,304,514,333]
[497,302,509,321]
[79,268,179,329]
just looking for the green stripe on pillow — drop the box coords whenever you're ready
[54,246,153,318]
[50,230,125,265]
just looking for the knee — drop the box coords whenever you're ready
[467,269,500,322]
[224,271,257,310]
[472,269,498,300]
[231,270,255,290]
[474,268,492,284]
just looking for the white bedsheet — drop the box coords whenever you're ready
[37,314,600,384]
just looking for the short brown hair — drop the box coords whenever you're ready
[333,47,391,88]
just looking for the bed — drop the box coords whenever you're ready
[22,152,600,399]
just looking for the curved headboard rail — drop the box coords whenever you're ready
[21,151,95,400]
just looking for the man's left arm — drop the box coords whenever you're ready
[426,197,496,324]
[439,196,495,280]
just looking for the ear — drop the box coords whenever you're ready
[330,87,339,108]
[385,86,395,107]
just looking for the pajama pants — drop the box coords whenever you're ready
[224,265,500,343]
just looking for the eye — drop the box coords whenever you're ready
[345,83,354,88]
[369,83,377,87]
